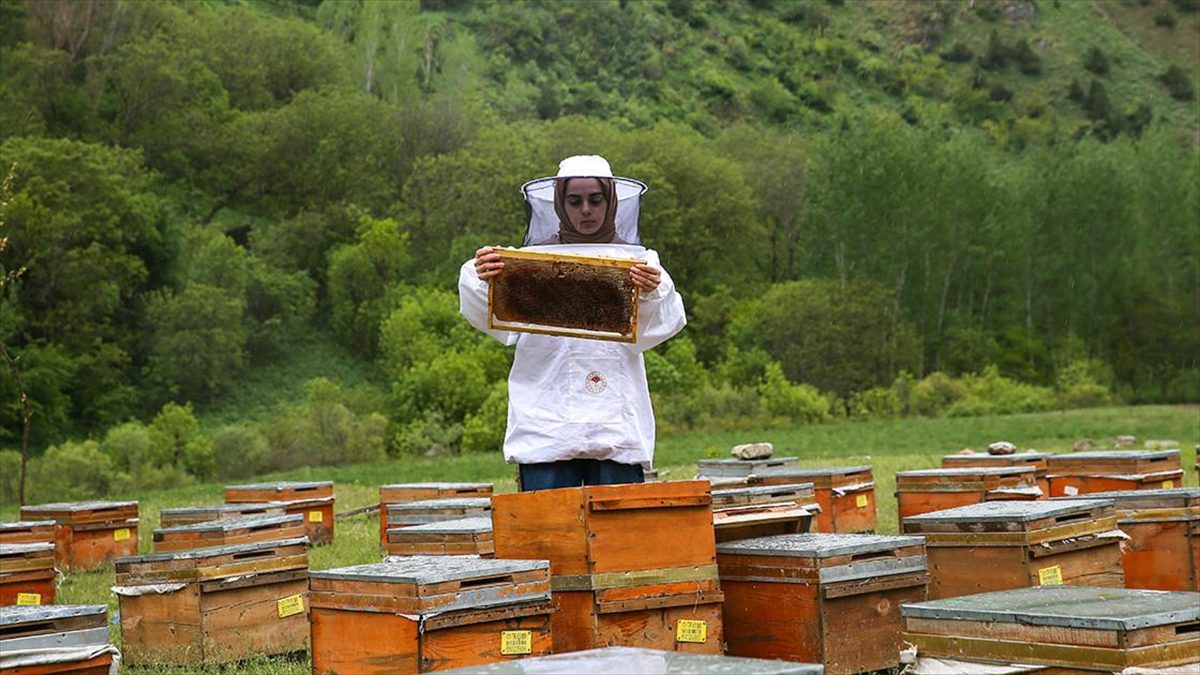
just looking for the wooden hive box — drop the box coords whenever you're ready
[717,532,928,675]
[894,467,1041,526]
[1052,487,1200,591]
[18,501,138,572]
[1046,449,1184,497]
[387,497,492,530]
[902,499,1125,600]
[756,465,877,533]
[225,481,335,545]
[696,456,799,478]
[942,451,1051,497]
[711,483,820,543]
[386,516,494,557]
[439,645,825,674]
[114,536,309,665]
[0,543,56,607]
[491,481,724,655]
[153,513,305,553]
[901,586,1200,671]
[0,604,117,674]
[379,482,494,545]
[0,521,57,546]
[309,556,554,673]
[159,503,288,529]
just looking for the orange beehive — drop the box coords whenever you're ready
[0,542,56,607]
[711,483,820,543]
[0,520,57,546]
[378,482,493,545]
[386,516,494,557]
[309,556,554,673]
[1046,450,1184,497]
[1052,487,1200,591]
[942,451,1051,497]
[492,481,723,655]
[158,503,289,528]
[894,467,1041,526]
[0,604,118,674]
[755,465,877,533]
[902,499,1125,600]
[718,533,928,675]
[152,513,306,553]
[115,537,310,665]
[18,501,139,572]
[224,481,335,545]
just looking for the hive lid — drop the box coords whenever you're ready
[896,467,1035,477]
[0,604,107,627]
[942,452,1049,461]
[901,586,1200,631]
[116,536,308,564]
[1050,487,1200,502]
[20,500,137,512]
[439,646,824,674]
[758,464,871,476]
[225,480,332,490]
[0,542,55,555]
[395,517,493,534]
[711,484,815,501]
[699,457,799,467]
[312,555,547,585]
[1048,450,1179,461]
[717,532,924,558]
[160,503,289,517]
[902,499,1113,523]
[0,520,57,530]
[155,513,302,533]
[388,498,492,511]
[381,482,491,490]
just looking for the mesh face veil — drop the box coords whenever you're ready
[520,155,647,246]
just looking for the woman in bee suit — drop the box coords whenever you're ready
[458,155,686,491]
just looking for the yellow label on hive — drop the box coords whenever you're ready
[500,630,532,655]
[1162,480,1174,489]
[1038,565,1063,586]
[856,494,869,508]
[308,510,323,523]
[676,619,707,643]
[114,528,131,541]
[277,594,305,618]
[16,593,41,606]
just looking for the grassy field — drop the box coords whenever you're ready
[3,405,1197,673]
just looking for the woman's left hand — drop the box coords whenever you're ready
[630,264,661,293]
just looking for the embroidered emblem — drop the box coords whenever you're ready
[585,371,607,395]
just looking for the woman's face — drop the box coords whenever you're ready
[562,178,608,236]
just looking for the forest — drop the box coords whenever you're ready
[0,0,1197,502]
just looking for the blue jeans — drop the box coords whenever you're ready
[518,459,645,491]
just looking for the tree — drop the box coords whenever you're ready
[327,212,410,356]
[143,284,247,403]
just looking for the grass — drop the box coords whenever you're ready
[5,404,1198,673]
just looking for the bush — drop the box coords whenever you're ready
[1159,65,1195,101]
[655,384,767,433]
[1154,10,1177,27]
[848,387,902,420]
[989,84,1014,102]
[461,381,508,454]
[941,42,974,64]
[211,423,271,479]
[758,362,830,423]
[1164,368,1200,402]
[394,411,462,456]
[26,440,129,503]
[945,365,1055,417]
[910,372,966,416]
[1083,46,1109,75]
[1012,40,1042,75]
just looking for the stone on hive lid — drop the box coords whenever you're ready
[731,442,773,460]
[987,441,1017,456]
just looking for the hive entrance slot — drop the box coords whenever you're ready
[0,621,52,637]
[850,550,894,562]
[459,574,512,588]
[232,549,274,560]
[1175,622,1200,635]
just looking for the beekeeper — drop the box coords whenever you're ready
[458,155,686,491]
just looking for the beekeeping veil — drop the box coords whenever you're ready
[520,155,648,246]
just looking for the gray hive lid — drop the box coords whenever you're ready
[161,503,288,517]
[712,484,815,501]
[901,586,1200,631]
[396,517,493,534]
[896,466,1035,477]
[0,542,55,555]
[440,646,824,674]
[1048,449,1179,461]
[699,456,799,467]
[388,498,492,512]
[380,482,491,489]
[116,536,308,564]
[0,604,107,627]
[1050,487,1200,503]
[717,532,924,558]
[942,451,1049,461]
[226,480,332,490]
[313,555,547,585]
[758,464,871,476]
[902,499,1113,524]
[155,513,302,533]
[0,520,57,530]
[21,500,136,512]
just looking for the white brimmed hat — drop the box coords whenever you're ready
[520,155,647,246]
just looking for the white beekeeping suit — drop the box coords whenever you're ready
[458,156,686,471]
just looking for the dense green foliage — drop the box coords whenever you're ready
[0,0,1197,499]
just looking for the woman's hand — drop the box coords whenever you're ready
[630,264,661,293]
[474,246,504,280]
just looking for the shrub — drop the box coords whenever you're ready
[149,402,216,479]
[1083,46,1109,75]
[1067,78,1085,102]
[940,42,974,64]
[394,411,462,456]
[945,365,1055,417]
[211,423,271,479]
[758,362,830,424]
[26,440,129,503]
[1159,65,1195,101]
[461,381,508,454]
[1154,10,1177,27]
[1012,40,1042,75]
[989,83,1014,102]
[848,387,902,420]
[655,383,767,433]
[910,372,966,416]
[1164,368,1200,402]
[979,31,1008,71]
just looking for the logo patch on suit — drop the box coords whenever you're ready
[585,371,608,394]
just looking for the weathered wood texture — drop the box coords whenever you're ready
[158,503,288,529]
[718,533,928,675]
[378,483,493,545]
[550,584,724,656]
[385,516,494,557]
[0,521,57,546]
[697,457,799,478]
[894,467,1042,527]
[225,482,335,546]
[18,502,139,572]
[0,543,56,606]
[1046,450,1183,497]
[754,466,876,533]
[0,605,114,674]
[943,452,1052,497]
[711,484,818,543]
[153,514,305,553]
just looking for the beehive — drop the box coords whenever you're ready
[756,465,876,533]
[114,537,309,665]
[309,556,554,673]
[224,481,335,545]
[0,520,56,546]
[901,586,1200,671]
[902,499,1125,600]
[711,483,820,543]
[942,451,1051,497]
[696,456,799,478]
[0,604,117,674]
[158,503,288,528]
[0,543,56,607]
[894,467,1041,525]
[18,501,139,571]
[491,481,724,655]
[439,646,825,674]
[379,482,493,544]
[386,516,494,557]
[387,498,492,529]
[1052,487,1200,591]
[152,513,305,553]
[717,533,928,675]
[1046,449,1184,497]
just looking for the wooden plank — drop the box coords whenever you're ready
[311,607,419,675]
[722,580,823,663]
[492,488,589,576]
[905,631,1200,669]
[419,612,553,671]
[820,577,926,675]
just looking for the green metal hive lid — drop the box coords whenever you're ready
[901,586,1200,630]
[717,532,924,558]
[312,555,547,585]
[902,499,1113,523]
[440,646,825,674]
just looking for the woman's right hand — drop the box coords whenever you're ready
[474,246,504,280]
